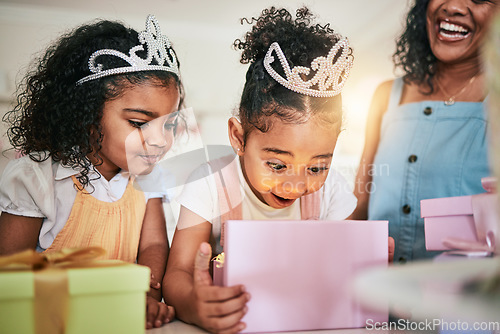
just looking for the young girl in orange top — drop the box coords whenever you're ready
[0,14,181,329]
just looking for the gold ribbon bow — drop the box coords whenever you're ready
[212,252,225,269]
[0,247,111,334]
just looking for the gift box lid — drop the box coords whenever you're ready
[420,195,473,218]
[0,261,150,300]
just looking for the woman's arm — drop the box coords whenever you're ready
[349,80,393,220]
[0,212,42,255]
[163,206,248,334]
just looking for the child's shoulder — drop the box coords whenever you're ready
[320,167,357,217]
[323,167,353,195]
[186,154,237,184]
[208,154,237,172]
[1,154,58,184]
[0,154,62,217]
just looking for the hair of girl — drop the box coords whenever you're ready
[233,7,354,145]
[3,15,184,189]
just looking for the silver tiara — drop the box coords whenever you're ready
[263,38,353,97]
[77,15,179,85]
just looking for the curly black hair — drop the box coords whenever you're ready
[3,18,184,188]
[233,7,353,144]
[393,0,435,93]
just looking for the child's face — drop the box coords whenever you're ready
[239,115,339,209]
[93,82,180,180]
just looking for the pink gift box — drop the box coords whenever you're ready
[421,177,499,252]
[214,220,388,333]
[421,195,479,251]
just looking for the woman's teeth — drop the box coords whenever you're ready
[439,21,469,37]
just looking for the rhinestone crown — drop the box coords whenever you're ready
[263,38,353,97]
[77,15,179,85]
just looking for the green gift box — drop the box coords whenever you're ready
[0,249,150,334]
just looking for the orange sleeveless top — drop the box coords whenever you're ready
[43,176,146,262]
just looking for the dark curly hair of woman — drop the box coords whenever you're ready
[393,0,435,93]
[233,6,353,144]
[3,19,184,189]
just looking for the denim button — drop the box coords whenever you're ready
[398,257,407,264]
[402,204,411,214]
[423,107,432,115]
[408,155,418,163]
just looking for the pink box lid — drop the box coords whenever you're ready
[223,220,388,332]
[420,195,473,218]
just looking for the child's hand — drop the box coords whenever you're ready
[388,237,395,263]
[145,296,175,329]
[193,242,249,334]
[150,273,161,290]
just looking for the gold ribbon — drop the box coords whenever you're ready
[212,252,225,269]
[0,247,112,334]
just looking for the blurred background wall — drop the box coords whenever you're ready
[0,0,411,184]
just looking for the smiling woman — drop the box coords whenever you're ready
[351,0,499,262]
[426,0,496,66]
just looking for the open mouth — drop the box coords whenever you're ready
[438,21,470,40]
[271,193,297,207]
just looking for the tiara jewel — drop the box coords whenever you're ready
[263,38,353,97]
[77,15,179,85]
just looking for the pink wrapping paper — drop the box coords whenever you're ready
[217,219,388,333]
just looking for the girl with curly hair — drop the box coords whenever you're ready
[0,14,182,328]
[352,0,498,262]
[163,7,359,333]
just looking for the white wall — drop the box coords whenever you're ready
[0,0,411,183]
